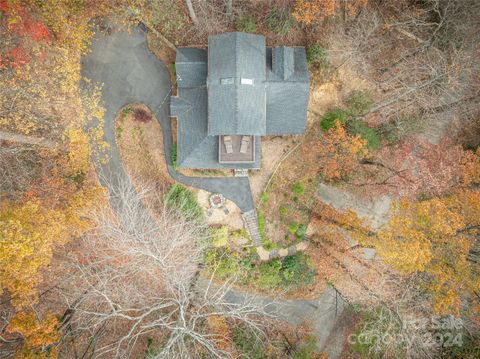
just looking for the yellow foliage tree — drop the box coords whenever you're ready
[342,189,480,316]
[6,311,60,358]
[0,201,71,307]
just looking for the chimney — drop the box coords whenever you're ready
[273,46,294,80]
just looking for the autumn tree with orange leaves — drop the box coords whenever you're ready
[292,0,368,24]
[304,121,368,181]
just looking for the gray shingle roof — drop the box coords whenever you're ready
[171,87,261,169]
[265,47,310,134]
[170,32,309,169]
[207,32,266,136]
[176,48,207,88]
[266,82,309,134]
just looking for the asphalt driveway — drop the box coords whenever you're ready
[81,24,254,211]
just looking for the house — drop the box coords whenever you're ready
[170,32,310,169]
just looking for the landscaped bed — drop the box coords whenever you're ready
[115,103,174,191]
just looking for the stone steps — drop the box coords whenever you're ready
[242,209,262,247]
[234,169,249,177]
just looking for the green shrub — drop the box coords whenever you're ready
[279,206,287,217]
[258,211,266,238]
[235,14,257,33]
[121,106,133,119]
[292,337,320,359]
[165,183,203,220]
[346,90,373,117]
[170,143,177,169]
[262,238,278,251]
[347,120,381,150]
[257,259,283,290]
[281,253,316,288]
[212,226,229,247]
[116,126,123,138]
[266,5,294,36]
[204,248,240,280]
[295,223,307,239]
[320,108,348,132]
[288,222,299,234]
[306,44,328,69]
[233,325,267,359]
[260,191,269,203]
[292,182,305,195]
[144,338,160,358]
[379,114,425,144]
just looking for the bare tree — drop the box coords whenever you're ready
[185,0,199,25]
[331,0,480,127]
[59,178,273,358]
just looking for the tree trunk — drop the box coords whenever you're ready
[226,0,233,17]
[185,0,199,25]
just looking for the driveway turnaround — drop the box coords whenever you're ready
[81,24,254,212]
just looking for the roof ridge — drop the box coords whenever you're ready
[234,33,239,133]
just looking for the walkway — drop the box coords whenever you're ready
[81,23,253,212]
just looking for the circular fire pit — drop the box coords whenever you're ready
[209,193,225,209]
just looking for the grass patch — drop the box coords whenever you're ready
[165,183,203,220]
[204,247,241,280]
[347,120,381,150]
[260,191,269,204]
[346,90,373,117]
[292,182,305,195]
[121,106,133,119]
[350,306,402,358]
[292,336,320,359]
[266,5,294,36]
[147,0,188,43]
[233,325,270,359]
[116,126,123,139]
[320,108,348,131]
[170,143,177,169]
[211,226,229,247]
[306,44,328,69]
[379,113,425,144]
[235,14,257,33]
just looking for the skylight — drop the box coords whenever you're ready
[220,78,234,85]
[241,78,253,85]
